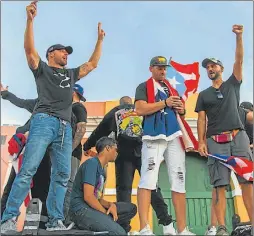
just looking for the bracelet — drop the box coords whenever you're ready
[164,99,167,107]
[179,109,186,116]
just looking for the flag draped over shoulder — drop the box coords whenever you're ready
[145,76,198,151]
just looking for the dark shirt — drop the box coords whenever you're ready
[30,59,79,123]
[83,104,142,160]
[72,102,87,160]
[1,90,38,134]
[195,74,244,137]
[239,107,253,144]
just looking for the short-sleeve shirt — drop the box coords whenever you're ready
[72,102,87,159]
[135,81,169,103]
[239,107,253,144]
[195,74,244,137]
[30,59,80,123]
[70,157,106,212]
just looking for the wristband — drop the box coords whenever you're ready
[179,109,186,116]
[164,99,167,107]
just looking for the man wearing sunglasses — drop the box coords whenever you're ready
[195,25,253,236]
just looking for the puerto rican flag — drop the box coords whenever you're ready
[208,154,253,181]
[167,60,200,101]
[8,134,33,207]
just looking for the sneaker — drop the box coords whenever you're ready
[178,227,196,235]
[163,222,176,235]
[46,220,72,231]
[216,225,229,236]
[1,218,20,235]
[128,231,140,235]
[205,226,217,235]
[139,224,155,235]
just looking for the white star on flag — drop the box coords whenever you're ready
[168,76,181,89]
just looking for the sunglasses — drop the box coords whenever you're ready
[215,89,223,99]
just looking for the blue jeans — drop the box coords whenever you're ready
[1,113,72,227]
[69,202,137,235]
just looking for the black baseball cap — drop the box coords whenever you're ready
[240,101,253,111]
[46,44,73,59]
[150,56,170,67]
[202,58,224,68]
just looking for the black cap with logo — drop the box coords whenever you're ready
[150,56,170,67]
[46,44,73,59]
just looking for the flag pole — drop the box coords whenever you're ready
[169,56,173,66]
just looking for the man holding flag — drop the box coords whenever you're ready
[195,25,253,236]
[135,56,198,235]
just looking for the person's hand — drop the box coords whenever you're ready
[198,142,208,157]
[232,24,243,35]
[107,203,118,221]
[165,96,181,108]
[98,22,105,41]
[173,100,185,114]
[26,1,38,21]
[1,83,8,92]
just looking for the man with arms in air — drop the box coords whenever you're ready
[1,1,105,233]
[195,25,253,236]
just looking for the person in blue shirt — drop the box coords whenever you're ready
[69,137,137,235]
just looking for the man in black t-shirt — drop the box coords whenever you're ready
[63,84,87,223]
[1,1,105,234]
[240,101,253,149]
[1,83,88,226]
[195,25,253,236]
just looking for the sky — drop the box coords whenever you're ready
[1,1,253,125]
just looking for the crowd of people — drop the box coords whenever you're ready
[1,1,253,236]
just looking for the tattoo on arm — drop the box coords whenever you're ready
[78,62,95,79]
[73,122,87,151]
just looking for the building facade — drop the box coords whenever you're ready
[1,94,249,232]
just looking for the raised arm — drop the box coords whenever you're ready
[24,1,40,70]
[1,83,37,113]
[78,23,105,80]
[83,108,116,151]
[232,24,244,82]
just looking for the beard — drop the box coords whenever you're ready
[208,72,220,81]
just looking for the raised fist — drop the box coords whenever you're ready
[232,24,243,35]
[26,1,38,21]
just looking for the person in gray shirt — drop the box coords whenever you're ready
[195,25,253,236]
[1,1,105,234]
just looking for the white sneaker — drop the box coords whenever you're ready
[139,224,155,235]
[205,226,217,235]
[46,220,72,231]
[178,227,196,235]
[163,222,176,235]
[1,218,20,235]
[128,231,140,235]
